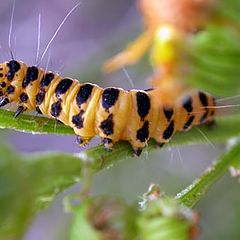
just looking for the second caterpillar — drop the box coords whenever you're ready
[0,60,215,156]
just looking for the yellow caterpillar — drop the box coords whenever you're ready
[0,60,215,156]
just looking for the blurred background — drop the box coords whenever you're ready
[0,0,239,239]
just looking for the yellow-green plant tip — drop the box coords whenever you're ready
[137,193,198,240]
[138,216,193,240]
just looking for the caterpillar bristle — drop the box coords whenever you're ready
[0,60,216,155]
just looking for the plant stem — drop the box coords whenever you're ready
[1,108,240,145]
[2,108,240,168]
[175,140,240,207]
[0,109,73,135]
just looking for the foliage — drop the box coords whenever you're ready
[184,25,240,96]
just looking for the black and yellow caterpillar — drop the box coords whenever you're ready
[0,60,215,155]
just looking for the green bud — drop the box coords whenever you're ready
[137,184,199,240]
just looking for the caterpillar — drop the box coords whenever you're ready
[0,59,215,156]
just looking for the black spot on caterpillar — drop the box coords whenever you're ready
[22,66,39,88]
[0,60,216,155]
[200,111,208,124]
[102,88,120,111]
[136,121,149,142]
[40,73,55,88]
[7,60,21,81]
[199,91,208,107]
[72,110,84,129]
[163,120,175,140]
[183,115,195,130]
[163,107,174,121]
[182,96,193,113]
[7,85,15,94]
[20,93,28,103]
[99,114,114,136]
[76,84,94,106]
[36,92,45,105]
[51,100,62,118]
[136,91,150,121]
[55,78,73,98]
[0,82,6,88]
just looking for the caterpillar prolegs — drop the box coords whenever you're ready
[0,60,215,156]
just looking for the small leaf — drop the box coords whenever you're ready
[70,197,138,240]
[70,199,101,240]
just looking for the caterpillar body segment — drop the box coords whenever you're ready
[0,60,215,155]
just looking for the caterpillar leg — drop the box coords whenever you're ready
[205,119,216,129]
[102,138,114,151]
[0,98,9,107]
[102,30,153,73]
[14,105,26,118]
[76,135,91,147]
[133,147,143,157]
[76,135,85,145]
[157,142,165,148]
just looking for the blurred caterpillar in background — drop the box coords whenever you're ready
[104,0,214,68]
[0,59,215,156]
[103,0,216,103]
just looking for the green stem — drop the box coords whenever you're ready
[0,109,238,140]
[2,108,240,169]
[175,140,240,207]
[18,114,240,203]
[0,109,73,135]
[1,107,240,147]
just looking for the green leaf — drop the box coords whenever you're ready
[0,145,81,239]
[0,144,34,239]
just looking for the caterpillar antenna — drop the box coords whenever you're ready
[35,13,41,64]
[38,2,82,66]
[8,0,16,60]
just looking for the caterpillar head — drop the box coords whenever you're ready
[0,60,21,95]
[0,63,8,97]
